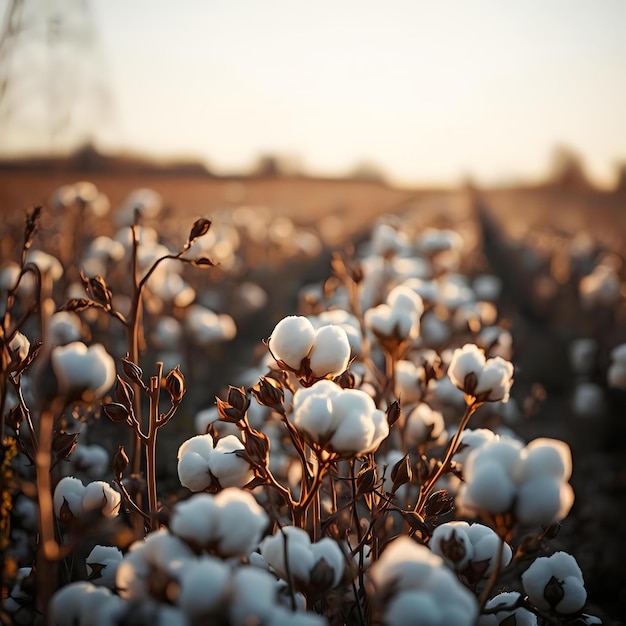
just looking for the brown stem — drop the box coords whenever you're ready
[415,401,479,516]
[146,363,163,532]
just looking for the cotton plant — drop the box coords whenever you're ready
[477,591,538,626]
[85,545,123,588]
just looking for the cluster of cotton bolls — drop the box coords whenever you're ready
[3,187,614,625]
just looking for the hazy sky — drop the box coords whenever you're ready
[1,0,625,186]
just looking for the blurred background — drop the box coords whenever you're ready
[0,0,624,189]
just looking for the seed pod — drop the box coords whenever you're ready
[165,365,186,404]
[188,218,212,243]
[103,402,130,423]
[112,445,129,481]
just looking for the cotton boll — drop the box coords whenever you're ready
[394,360,424,405]
[81,481,121,517]
[515,477,572,526]
[458,460,516,515]
[572,382,606,418]
[309,325,351,378]
[608,343,626,388]
[26,250,63,281]
[170,494,220,548]
[230,566,278,625]
[86,545,123,588]
[177,557,231,617]
[515,438,572,483]
[448,344,486,391]
[430,522,473,571]
[317,309,363,357]
[152,316,183,351]
[309,538,346,587]
[453,429,498,468]
[260,526,316,587]
[420,311,451,346]
[50,582,104,626]
[405,403,445,447]
[268,316,316,370]
[385,590,442,626]
[465,439,524,478]
[177,433,214,491]
[465,524,512,576]
[54,476,85,519]
[70,444,109,480]
[522,552,586,614]
[212,488,269,557]
[209,436,254,488]
[478,591,537,626]
[194,407,220,435]
[569,338,598,376]
[474,357,514,402]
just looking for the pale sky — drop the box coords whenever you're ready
[1,0,625,186]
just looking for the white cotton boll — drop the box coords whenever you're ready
[317,310,363,357]
[86,545,123,588]
[364,304,397,338]
[26,250,64,280]
[427,375,466,408]
[478,591,537,626]
[309,538,345,587]
[388,284,425,317]
[116,530,193,600]
[465,524,512,575]
[572,382,606,418]
[421,311,452,346]
[569,338,598,376]
[458,461,517,515]
[268,316,316,370]
[48,311,83,347]
[185,305,236,345]
[82,481,121,517]
[116,188,162,225]
[71,444,109,480]
[230,567,277,625]
[515,477,572,526]
[87,236,125,262]
[516,438,572,483]
[51,342,116,398]
[454,429,498,468]
[394,360,424,404]
[54,476,85,519]
[50,581,100,626]
[430,522,473,571]
[309,324,351,377]
[177,557,231,617]
[473,275,502,302]
[405,403,445,447]
[170,494,219,547]
[465,439,524,478]
[177,433,214,491]
[209,436,254,488]
[213,488,269,556]
[474,357,514,402]
[260,526,316,586]
[385,590,442,626]
[448,344,486,390]
[522,552,586,614]
[293,380,341,441]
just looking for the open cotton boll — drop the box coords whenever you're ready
[317,309,363,357]
[268,606,328,626]
[26,250,64,280]
[522,552,586,614]
[81,481,121,517]
[194,406,220,435]
[116,188,163,225]
[515,477,575,526]
[464,523,512,577]
[230,566,278,625]
[170,494,220,547]
[448,344,486,388]
[185,305,237,345]
[293,380,341,442]
[472,275,502,302]
[453,428,498,468]
[8,332,30,363]
[177,557,231,618]
[69,444,109,480]
[53,476,85,519]
[50,581,120,626]
[211,488,269,557]
[369,537,478,626]
[404,403,445,447]
[478,592,538,626]
[515,438,572,483]
[416,228,463,254]
[464,439,524,478]
[268,315,316,370]
[473,357,514,402]
[572,381,606,418]
[51,342,116,399]
[48,311,83,347]
[458,460,517,515]
[308,325,351,378]
[394,360,424,405]
[85,545,123,588]
[429,522,473,571]
[209,436,254,488]
[260,526,316,587]
[116,530,194,600]
[177,433,215,491]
